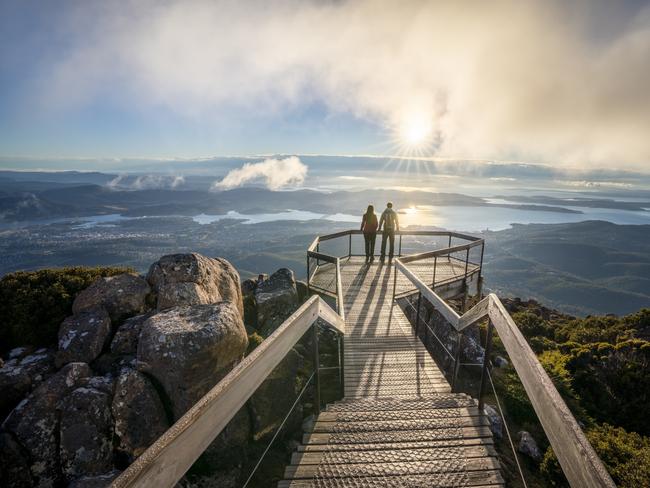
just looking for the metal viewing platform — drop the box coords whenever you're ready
[111,229,615,488]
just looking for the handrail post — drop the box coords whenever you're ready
[415,292,422,336]
[477,319,494,411]
[312,323,321,415]
[348,233,352,258]
[451,329,463,392]
[448,234,452,248]
[392,262,398,300]
[398,233,402,256]
[306,254,310,292]
[432,256,437,288]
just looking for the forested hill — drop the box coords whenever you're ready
[484,221,650,316]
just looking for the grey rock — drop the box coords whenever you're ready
[146,253,243,317]
[68,470,121,488]
[2,362,91,486]
[8,347,31,360]
[494,356,509,368]
[59,387,114,480]
[73,273,151,322]
[0,363,32,422]
[203,408,251,471]
[85,375,115,396]
[241,278,258,296]
[111,313,150,355]
[57,309,112,367]
[296,280,309,302]
[112,368,169,460]
[483,404,503,439]
[518,430,542,462]
[255,268,299,336]
[137,302,247,419]
[0,348,56,420]
[0,432,33,487]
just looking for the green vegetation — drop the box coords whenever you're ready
[0,266,133,352]
[489,301,650,487]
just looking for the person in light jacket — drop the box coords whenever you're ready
[360,205,378,263]
[378,202,399,263]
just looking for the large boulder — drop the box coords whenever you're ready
[146,253,243,316]
[59,387,114,480]
[112,368,169,460]
[111,313,150,355]
[137,303,247,419]
[255,268,300,336]
[57,308,112,367]
[73,273,151,322]
[0,348,56,421]
[2,362,91,486]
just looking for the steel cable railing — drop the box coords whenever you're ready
[393,255,616,488]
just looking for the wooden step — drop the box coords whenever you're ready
[284,455,501,479]
[296,436,494,452]
[278,472,504,487]
[303,425,493,445]
[316,406,481,423]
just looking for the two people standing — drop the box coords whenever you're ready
[360,202,400,264]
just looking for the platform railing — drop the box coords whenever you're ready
[307,229,484,300]
[393,257,615,488]
[110,296,345,488]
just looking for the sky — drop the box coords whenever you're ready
[1,0,649,173]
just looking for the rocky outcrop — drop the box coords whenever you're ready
[56,308,112,367]
[112,368,169,460]
[255,268,300,336]
[137,302,247,418]
[73,273,151,322]
[59,387,114,480]
[0,254,310,487]
[518,430,542,461]
[2,362,91,486]
[147,253,243,316]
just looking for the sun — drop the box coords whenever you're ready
[400,121,431,146]
[397,113,433,149]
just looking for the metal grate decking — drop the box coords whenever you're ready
[280,259,503,487]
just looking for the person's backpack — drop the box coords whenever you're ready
[383,209,397,230]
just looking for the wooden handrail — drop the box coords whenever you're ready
[393,258,615,488]
[399,240,483,264]
[111,296,344,488]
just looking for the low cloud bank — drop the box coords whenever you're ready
[108,174,185,190]
[212,156,307,191]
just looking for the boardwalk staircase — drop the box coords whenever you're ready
[111,230,615,488]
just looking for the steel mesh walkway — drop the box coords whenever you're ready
[280,260,503,487]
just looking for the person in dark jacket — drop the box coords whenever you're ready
[360,205,378,263]
[378,202,399,263]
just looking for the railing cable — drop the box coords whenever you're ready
[242,371,316,488]
[487,367,529,488]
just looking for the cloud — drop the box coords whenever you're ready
[108,174,185,190]
[212,156,308,190]
[33,1,650,169]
